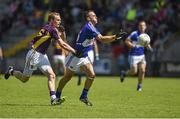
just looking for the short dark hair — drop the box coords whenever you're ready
[84,10,94,20]
[48,12,60,22]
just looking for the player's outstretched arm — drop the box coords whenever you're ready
[57,38,76,54]
[96,31,127,43]
[96,34,116,43]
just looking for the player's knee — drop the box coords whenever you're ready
[140,69,146,74]
[49,73,56,80]
[87,73,96,80]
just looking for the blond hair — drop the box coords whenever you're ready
[48,12,60,22]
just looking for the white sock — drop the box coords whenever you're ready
[51,95,56,100]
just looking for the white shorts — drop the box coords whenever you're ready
[23,49,52,76]
[128,55,146,67]
[53,55,65,64]
[65,50,94,71]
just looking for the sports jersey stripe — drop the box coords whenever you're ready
[32,34,51,49]
[66,55,74,67]
[88,23,98,34]
[87,56,92,64]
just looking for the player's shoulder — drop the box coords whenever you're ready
[131,30,139,35]
[128,30,139,40]
[84,22,96,31]
[43,23,57,32]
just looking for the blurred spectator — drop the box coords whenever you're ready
[0,0,179,76]
[0,46,3,74]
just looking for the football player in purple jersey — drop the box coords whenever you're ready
[4,12,77,105]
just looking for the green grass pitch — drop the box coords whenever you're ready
[0,75,180,118]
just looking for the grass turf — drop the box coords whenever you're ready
[0,75,180,118]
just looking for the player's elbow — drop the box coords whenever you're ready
[96,34,105,43]
[125,39,130,45]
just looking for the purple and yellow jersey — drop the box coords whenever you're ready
[75,22,100,57]
[128,30,145,56]
[31,23,59,54]
[53,41,63,55]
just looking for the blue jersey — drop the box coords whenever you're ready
[128,30,145,56]
[75,22,100,57]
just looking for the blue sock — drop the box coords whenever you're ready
[80,88,89,98]
[56,91,61,99]
[137,84,142,88]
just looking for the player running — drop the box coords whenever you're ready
[120,20,153,91]
[4,12,79,105]
[55,10,127,106]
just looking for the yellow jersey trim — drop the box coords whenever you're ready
[32,34,51,49]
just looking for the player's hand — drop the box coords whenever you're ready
[115,30,127,40]
[73,51,83,58]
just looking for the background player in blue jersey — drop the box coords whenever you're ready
[4,12,77,105]
[55,10,127,106]
[120,20,153,91]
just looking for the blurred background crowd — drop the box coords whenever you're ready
[0,0,180,77]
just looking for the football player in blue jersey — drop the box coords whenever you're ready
[77,40,99,86]
[4,12,78,105]
[120,20,153,91]
[56,10,127,106]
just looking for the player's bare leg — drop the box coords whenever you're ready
[13,71,30,82]
[4,66,30,82]
[56,68,74,92]
[120,65,137,82]
[55,68,74,104]
[137,63,146,91]
[79,63,95,106]
[42,68,56,92]
[41,67,57,105]
[127,65,138,75]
